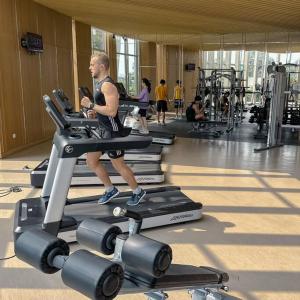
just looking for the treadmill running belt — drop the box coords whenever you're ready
[30,159,164,187]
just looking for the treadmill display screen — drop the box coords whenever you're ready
[115,82,127,98]
[43,95,70,129]
[53,89,74,113]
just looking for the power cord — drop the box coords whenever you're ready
[0,254,16,261]
[0,186,22,197]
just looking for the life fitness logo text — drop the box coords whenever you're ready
[65,145,74,154]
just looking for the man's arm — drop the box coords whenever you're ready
[81,82,119,117]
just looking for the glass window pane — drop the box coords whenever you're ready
[268,53,278,64]
[222,51,230,69]
[116,36,125,53]
[128,38,136,55]
[279,53,288,64]
[91,27,106,52]
[128,56,137,95]
[291,52,300,64]
[117,54,126,85]
[231,51,236,67]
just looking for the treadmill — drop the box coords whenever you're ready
[31,159,164,187]
[115,83,176,145]
[54,88,163,161]
[14,95,202,243]
[30,89,164,186]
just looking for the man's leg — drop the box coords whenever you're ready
[111,156,138,190]
[180,101,184,118]
[162,112,166,125]
[86,152,119,204]
[157,111,161,124]
[111,156,146,206]
[142,117,148,132]
[86,151,112,186]
[175,106,179,118]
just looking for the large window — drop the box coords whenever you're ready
[116,36,139,95]
[203,50,300,92]
[91,27,106,53]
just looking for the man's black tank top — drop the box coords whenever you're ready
[94,76,123,134]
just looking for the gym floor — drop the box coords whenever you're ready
[1,121,300,299]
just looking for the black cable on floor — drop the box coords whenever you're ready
[0,186,22,197]
[0,254,16,261]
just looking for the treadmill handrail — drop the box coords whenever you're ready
[53,132,152,158]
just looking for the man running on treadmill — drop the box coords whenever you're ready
[81,53,146,206]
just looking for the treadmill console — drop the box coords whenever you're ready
[43,95,70,130]
[79,86,94,101]
[52,89,74,114]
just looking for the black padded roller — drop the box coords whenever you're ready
[77,219,122,255]
[61,249,124,300]
[14,229,69,274]
[122,234,172,278]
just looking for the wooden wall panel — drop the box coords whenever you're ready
[140,41,156,100]
[76,21,92,102]
[0,70,3,157]
[39,44,57,137]
[166,46,179,104]
[16,0,43,144]
[156,44,167,87]
[54,13,72,50]
[0,0,25,155]
[166,46,200,106]
[0,0,74,157]
[55,13,74,104]
[37,6,57,137]
[183,49,200,103]
[107,33,117,80]
[57,48,74,104]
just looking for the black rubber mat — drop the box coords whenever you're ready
[148,117,300,146]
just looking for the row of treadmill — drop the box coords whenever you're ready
[30,85,174,188]
[13,88,238,299]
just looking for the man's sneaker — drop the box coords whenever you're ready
[139,128,149,135]
[127,189,146,206]
[98,187,119,205]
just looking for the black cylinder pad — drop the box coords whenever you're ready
[77,219,122,255]
[122,234,172,278]
[61,249,124,300]
[14,229,69,274]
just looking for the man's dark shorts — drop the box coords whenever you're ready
[157,100,168,112]
[96,127,125,159]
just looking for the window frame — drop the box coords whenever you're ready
[116,36,139,95]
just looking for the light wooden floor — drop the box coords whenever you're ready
[1,137,300,300]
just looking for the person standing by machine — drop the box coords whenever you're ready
[155,79,168,125]
[131,78,151,134]
[173,80,185,119]
[81,53,146,206]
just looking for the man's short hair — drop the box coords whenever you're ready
[160,79,166,85]
[91,53,110,70]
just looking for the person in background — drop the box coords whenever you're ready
[173,80,184,119]
[131,78,151,134]
[220,91,230,117]
[186,96,206,122]
[155,79,168,125]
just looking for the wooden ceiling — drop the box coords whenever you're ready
[34,0,300,50]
